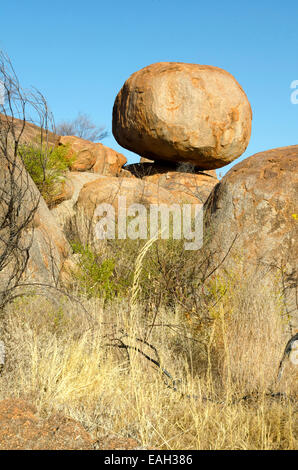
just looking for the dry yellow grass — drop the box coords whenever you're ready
[0,271,297,450]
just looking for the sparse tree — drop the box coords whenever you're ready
[0,51,54,312]
[56,112,108,142]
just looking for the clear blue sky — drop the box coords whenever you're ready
[1,0,297,176]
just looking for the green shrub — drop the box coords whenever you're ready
[71,242,128,300]
[70,234,218,317]
[19,143,73,206]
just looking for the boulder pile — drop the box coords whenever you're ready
[54,61,255,242]
[6,62,297,319]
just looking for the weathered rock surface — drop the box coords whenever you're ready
[50,171,104,238]
[74,176,200,246]
[28,191,70,283]
[0,113,59,147]
[124,161,218,203]
[0,399,94,450]
[113,62,252,169]
[0,154,70,289]
[204,145,298,325]
[119,168,136,178]
[59,135,127,175]
[51,169,204,247]
[76,175,195,211]
[140,157,154,163]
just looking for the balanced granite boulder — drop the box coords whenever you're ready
[113,62,252,169]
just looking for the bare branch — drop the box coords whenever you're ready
[0,50,54,311]
[56,112,108,142]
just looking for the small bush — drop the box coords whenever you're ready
[70,242,130,301]
[19,143,73,206]
[69,232,218,314]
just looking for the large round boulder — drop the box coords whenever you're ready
[113,62,252,169]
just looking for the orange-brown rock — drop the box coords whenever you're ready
[0,113,59,146]
[113,62,252,169]
[119,168,137,178]
[74,176,200,246]
[140,157,154,163]
[124,161,218,203]
[204,145,298,326]
[0,153,70,287]
[28,191,70,283]
[50,171,104,236]
[0,399,94,450]
[59,135,127,175]
[77,176,175,214]
[145,172,217,204]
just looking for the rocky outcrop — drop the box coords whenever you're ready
[77,176,178,210]
[58,135,127,175]
[0,113,59,147]
[113,62,252,169]
[124,161,218,203]
[51,169,205,246]
[28,193,70,283]
[74,176,192,246]
[204,145,298,326]
[50,172,104,239]
[0,153,70,289]
[0,399,151,450]
[67,176,203,247]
